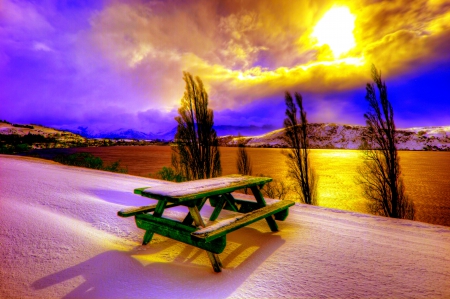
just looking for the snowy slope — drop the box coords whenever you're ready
[1,155,449,298]
[0,122,86,144]
[221,123,450,150]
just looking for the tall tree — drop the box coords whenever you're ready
[172,72,222,180]
[358,65,415,219]
[283,92,317,204]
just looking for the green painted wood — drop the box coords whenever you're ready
[273,209,289,221]
[223,193,239,212]
[136,213,197,233]
[209,195,225,221]
[209,196,220,207]
[135,175,272,203]
[133,187,148,195]
[188,205,223,271]
[135,214,227,254]
[231,193,290,221]
[191,200,295,242]
[142,230,154,246]
[141,199,167,245]
[182,198,207,225]
[207,252,222,272]
[117,202,179,218]
[188,205,206,227]
[250,186,279,232]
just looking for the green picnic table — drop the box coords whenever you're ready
[118,174,294,272]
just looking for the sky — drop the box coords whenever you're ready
[1,0,450,135]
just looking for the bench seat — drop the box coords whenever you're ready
[191,200,295,242]
[117,202,179,217]
[209,192,292,221]
[135,211,227,254]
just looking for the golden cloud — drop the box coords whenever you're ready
[88,0,450,110]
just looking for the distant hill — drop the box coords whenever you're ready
[218,123,450,151]
[0,121,86,144]
[213,125,276,137]
[67,125,276,141]
[2,120,449,150]
[0,121,156,152]
[64,126,172,141]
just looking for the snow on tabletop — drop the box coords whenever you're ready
[141,174,270,197]
[1,154,450,299]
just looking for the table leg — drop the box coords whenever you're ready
[182,198,207,225]
[223,193,239,212]
[209,195,225,221]
[142,200,167,245]
[250,186,279,232]
[188,205,223,272]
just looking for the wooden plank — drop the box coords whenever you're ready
[231,192,291,221]
[182,198,207,225]
[191,200,295,243]
[223,193,239,212]
[142,200,166,245]
[209,196,221,207]
[250,186,278,231]
[210,192,291,220]
[188,205,223,272]
[209,195,226,221]
[117,202,178,217]
[135,214,227,254]
[136,175,272,203]
[273,209,289,221]
[134,187,150,195]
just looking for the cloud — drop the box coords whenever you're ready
[88,0,450,112]
[33,42,53,52]
[356,0,450,73]
[1,0,449,132]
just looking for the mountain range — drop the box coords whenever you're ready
[67,125,277,141]
[219,123,450,151]
[2,120,449,151]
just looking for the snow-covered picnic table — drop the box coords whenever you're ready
[118,174,295,272]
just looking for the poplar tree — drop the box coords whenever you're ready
[358,65,415,219]
[172,72,222,180]
[283,92,317,204]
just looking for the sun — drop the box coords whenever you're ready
[311,6,356,58]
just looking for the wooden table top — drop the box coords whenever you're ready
[134,174,272,203]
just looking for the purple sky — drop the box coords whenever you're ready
[1,0,450,134]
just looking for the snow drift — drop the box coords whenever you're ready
[1,155,449,298]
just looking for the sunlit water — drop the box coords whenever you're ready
[34,146,450,227]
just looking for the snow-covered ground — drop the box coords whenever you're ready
[1,155,449,298]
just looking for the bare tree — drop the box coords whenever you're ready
[172,72,222,180]
[236,134,252,176]
[260,178,291,200]
[283,92,317,204]
[235,133,253,194]
[358,65,415,219]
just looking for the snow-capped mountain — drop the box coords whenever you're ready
[219,123,450,151]
[2,120,449,150]
[67,125,275,141]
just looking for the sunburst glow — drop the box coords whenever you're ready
[312,6,356,58]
